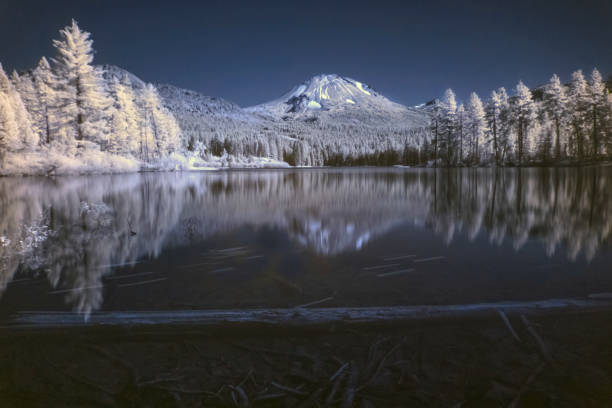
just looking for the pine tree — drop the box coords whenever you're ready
[32,57,58,144]
[543,74,568,161]
[589,68,607,159]
[487,89,504,165]
[11,70,42,141]
[109,75,141,155]
[0,93,18,162]
[52,19,112,148]
[439,88,457,166]
[428,99,442,167]
[456,103,465,164]
[466,92,487,164]
[0,64,37,150]
[513,81,536,165]
[568,70,589,161]
[606,90,612,155]
[141,83,180,159]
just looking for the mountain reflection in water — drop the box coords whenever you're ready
[0,167,611,316]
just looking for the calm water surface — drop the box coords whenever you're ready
[1,167,611,319]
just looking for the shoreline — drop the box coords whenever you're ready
[1,307,611,406]
[1,161,611,178]
[4,296,612,329]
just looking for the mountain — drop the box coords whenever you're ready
[246,74,427,127]
[94,66,430,167]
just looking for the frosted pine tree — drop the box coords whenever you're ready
[52,20,112,149]
[108,75,141,155]
[0,93,19,162]
[141,84,181,159]
[487,88,510,165]
[0,64,37,150]
[11,70,42,141]
[32,57,59,144]
[568,70,589,160]
[439,89,457,166]
[607,90,612,155]
[543,74,568,160]
[428,99,443,166]
[456,104,465,164]
[466,92,487,164]
[588,69,607,159]
[513,81,536,165]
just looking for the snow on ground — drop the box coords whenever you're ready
[0,151,291,176]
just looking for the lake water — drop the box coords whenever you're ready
[1,167,612,322]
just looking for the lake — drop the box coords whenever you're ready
[1,167,612,324]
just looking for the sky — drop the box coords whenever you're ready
[0,0,610,107]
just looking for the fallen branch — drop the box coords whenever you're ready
[270,381,308,396]
[295,296,334,308]
[329,362,349,382]
[414,256,445,263]
[382,255,416,261]
[508,362,545,408]
[497,309,521,343]
[377,268,415,278]
[520,314,554,366]
[359,337,407,391]
[362,263,400,271]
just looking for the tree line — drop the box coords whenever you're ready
[0,20,180,168]
[427,71,612,167]
[1,19,610,170]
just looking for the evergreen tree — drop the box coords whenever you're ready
[456,103,465,164]
[32,57,59,144]
[109,75,141,155]
[0,93,18,162]
[589,68,608,159]
[513,81,536,165]
[141,83,180,158]
[466,92,487,164]
[428,100,442,167]
[543,74,568,161]
[0,64,37,150]
[52,19,112,147]
[439,88,457,166]
[568,70,589,161]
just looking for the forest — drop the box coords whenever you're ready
[425,72,612,167]
[0,20,611,173]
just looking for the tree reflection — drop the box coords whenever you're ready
[0,168,610,315]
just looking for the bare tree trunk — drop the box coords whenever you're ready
[76,76,84,141]
[554,117,561,161]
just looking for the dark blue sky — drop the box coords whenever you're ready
[1,0,610,107]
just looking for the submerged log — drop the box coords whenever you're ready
[4,298,612,328]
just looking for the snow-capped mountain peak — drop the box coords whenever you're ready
[250,73,397,115]
[246,73,428,128]
[284,74,375,109]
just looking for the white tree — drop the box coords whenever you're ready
[543,74,568,160]
[589,68,608,159]
[108,75,141,155]
[0,93,19,161]
[11,70,41,141]
[513,81,536,165]
[52,19,112,148]
[568,70,589,160]
[466,92,487,164]
[32,57,59,145]
[487,87,509,166]
[456,103,465,163]
[440,88,457,166]
[0,64,37,150]
[141,84,181,159]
